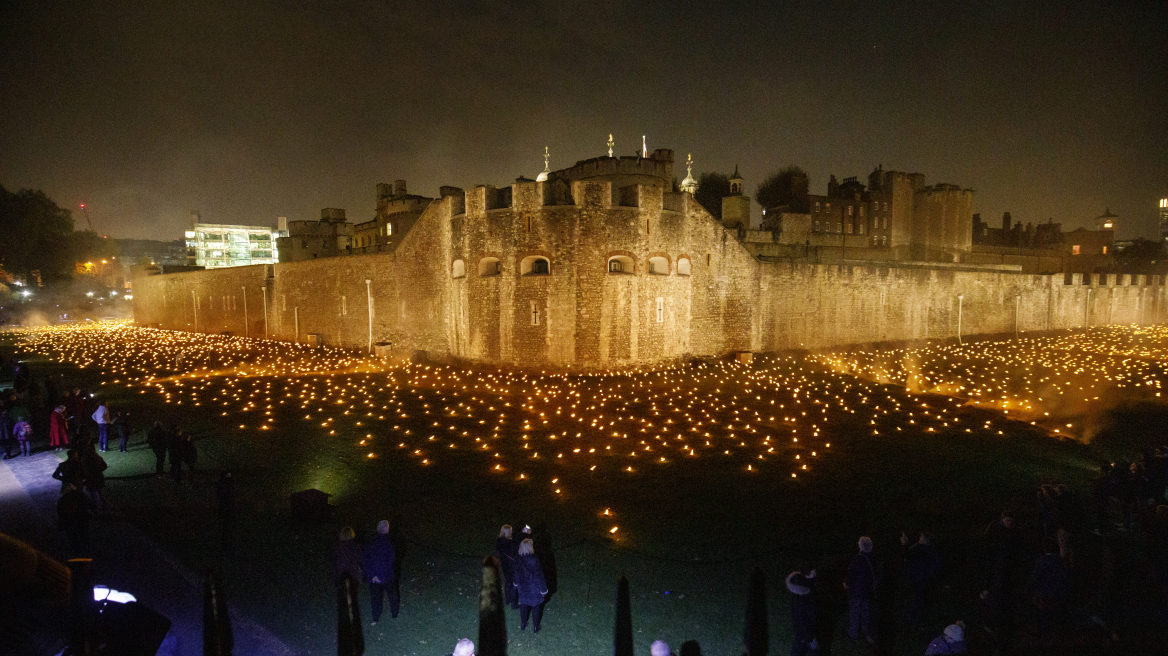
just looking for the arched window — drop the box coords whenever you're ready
[648,256,669,275]
[452,259,466,278]
[478,257,501,276]
[677,257,692,276]
[607,255,634,274]
[521,256,550,276]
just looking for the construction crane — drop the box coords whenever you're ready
[79,203,95,231]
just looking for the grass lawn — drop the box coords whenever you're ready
[3,323,1165,655]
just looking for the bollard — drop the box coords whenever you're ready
[337,575,364,656]
[614,575,633,656]
[203,567,234,655]
[743,567,768,656]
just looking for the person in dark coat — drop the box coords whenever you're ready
[844,536,877,644]
[179,432,197,477]
[57,483,92,556]
[0,399,14,459]
[513,538,548,632]
[63,388,86,441]
[147,421,167,476]
[52,449,84,491]
[496,524,519,609]
[113,411,131,452]
[902,531,941,629]
[786,563,818,656]
[981,510,1023,651]
[1026,537,1071,634]
[217,471,236,553]
[80,444,109,511]
[332,526,363,588]
[362,519,399,624]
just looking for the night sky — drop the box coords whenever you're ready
[2,1,1165,242]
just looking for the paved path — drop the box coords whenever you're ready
[0,451,296,656]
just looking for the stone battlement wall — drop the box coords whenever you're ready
[133,187,1168,368]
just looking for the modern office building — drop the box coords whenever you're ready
[1159,198,1167,243]
[184,211,278,268]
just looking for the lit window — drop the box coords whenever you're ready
[815,202,821,213]
[1102,246,1107,254]
[847,206,853,216]
[1072,245,1081,255]
[656,297,664,323]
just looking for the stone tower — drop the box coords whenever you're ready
[722,165,753,230]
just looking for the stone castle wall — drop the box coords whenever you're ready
[133,183,1168,367]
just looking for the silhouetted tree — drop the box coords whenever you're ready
[756,167,810,214]
[693,173,731,220]
[1113,238,1167,274]
[0,186,75,283]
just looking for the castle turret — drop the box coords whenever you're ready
[722,165,753,230]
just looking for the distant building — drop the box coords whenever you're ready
[277,209,354,262]
[1159,198,1167,243]
[184,211,278,268]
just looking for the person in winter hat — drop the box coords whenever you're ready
[924,622,966,655]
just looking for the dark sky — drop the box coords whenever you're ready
[2,1,1165,241]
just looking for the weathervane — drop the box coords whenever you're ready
[536,146,550,182]
[607,134,614,158]
[680,153,698,194]
[642,135,648,158]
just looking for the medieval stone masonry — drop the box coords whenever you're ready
[132,150,1168,368]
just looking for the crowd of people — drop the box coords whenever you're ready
[782,444,1168,655]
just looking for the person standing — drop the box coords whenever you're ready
[844,536,877,645]
[57,483,92,556]
[513,538,548,632]
[80,444,109,511]
[49,405,69,450]
[14,417,33,457]
[0,399,14,459]
[363,519,399,624]
[496,525,519,609]
[902,531,941,629]
[114,411,131,452]
[332,527,363,589]
[64,388,86,441]
[179,432,198,480]
[52,449,84,491]
[147,421,167,476]
[786,563,819,656]
[91,401,111,452]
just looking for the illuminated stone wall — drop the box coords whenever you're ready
[133,184,1168,368]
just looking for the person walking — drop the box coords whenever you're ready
[332,526,363,589]
[147,421,167,476]
[91,401,111,452]
[52,449,84,491]
[496,524,519,609]
[363,519,399,624]
[844,536,877,645]
[513,538,548,632]
[49,404,69,450]
[113,411,131,452]
[786,563,819,656]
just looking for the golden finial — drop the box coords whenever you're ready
[607,134,614,158]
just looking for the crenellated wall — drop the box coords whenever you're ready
[133,181,1168,368]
